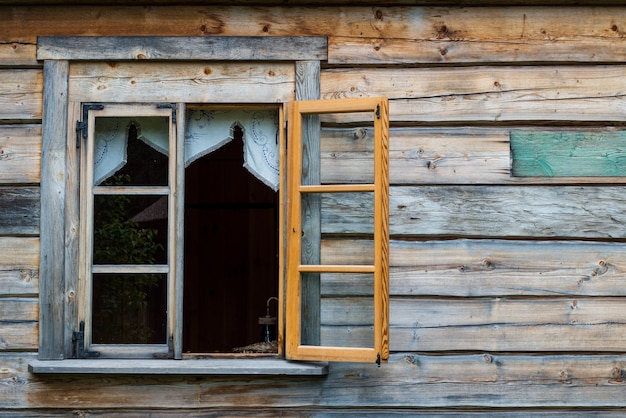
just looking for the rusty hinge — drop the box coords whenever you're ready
[72,321,100,359]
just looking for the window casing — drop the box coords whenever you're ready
[33,36,389,371]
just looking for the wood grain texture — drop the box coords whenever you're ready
[5,7,626,65]
[319,186,626,239]
[0,186,39,235]
[0,69,41,120]
[39,60,68,360]
[511,131,626,177]
[320,239,626,297]
[0,237,38,297]
[321,65,626,123]
[37,36,327,61]
[322,127,626,186]
[4,353,626,409]
[68,62,295,103]
[0,125,41,184]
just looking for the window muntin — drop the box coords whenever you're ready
[75,98,388,363]
[79,105,177,358]
[286,97,390,363]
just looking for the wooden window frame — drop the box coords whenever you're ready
[32,36,387,373]
[286,97,390,364]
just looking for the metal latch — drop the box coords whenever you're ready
[72,321,100,359]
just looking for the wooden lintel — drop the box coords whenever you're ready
[37,36,328,61]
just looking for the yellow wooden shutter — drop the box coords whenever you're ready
[286,97,389,363]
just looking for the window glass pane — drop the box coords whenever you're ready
[301,111,374,185]
[305,273,374,348]
[92,273,167,344]
[93,194,168,265]
[94,116,169,186]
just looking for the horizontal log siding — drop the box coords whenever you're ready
[1,3,626,414]
[3,353,626,410]
[3,7,626,65]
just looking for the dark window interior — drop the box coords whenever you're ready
[183,125,279,353]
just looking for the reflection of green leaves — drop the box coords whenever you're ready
[92,174,162,344]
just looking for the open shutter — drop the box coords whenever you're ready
[286,97,389,363]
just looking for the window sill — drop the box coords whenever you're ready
[28,358,328,376]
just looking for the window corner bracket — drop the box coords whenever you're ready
[72,321,100,359]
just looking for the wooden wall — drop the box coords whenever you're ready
[3,4,626,415]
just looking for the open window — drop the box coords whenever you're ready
[31,35,391,371]
[286,97,390,363]
[77,103,284,359]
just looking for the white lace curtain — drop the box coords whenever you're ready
[94,109,280,190]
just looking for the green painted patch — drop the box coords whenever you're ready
[511,131,626,177]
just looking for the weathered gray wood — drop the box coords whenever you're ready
[0,298,38,321]
[296,60,321,346]
[39,60,68,360]
[0,69,42,120]
[319,296,626,351]
[321,65,626,123]
[28,358,328,375]
[0,186,39,235]
[389,297,626,352]
[319,186,626,239]
[0,237,38,297]
[0,322,37,350]
[37,36,327,61]
[63,101,81,359]
[322,127,626,185]
[68,62,295,103]
[6,352,626,409]
[320,239,626,297]
[511,131,626,177]
[328,36,626,64]
[0,125,41,184]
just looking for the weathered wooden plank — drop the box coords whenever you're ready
[6,352,626,408]
[320,239,626,297]
[511,131,626,177]
[0,186,39,235]
[38,36,327,61]
[321,66,626,123]
[320,186,626,239]
[39,59,68,360]
[390,297,626,352]
[323,296,626,351]
[0,237,38,296]
[0,69,42,120]
[0,41,36,67]
[0,298,38,322]
[328,36,626,64]
[68,62,295,103]
[6,7,626,65]
[322,127,626,185]
[0,322,37,350]
[296,60,322,347]
[0,125,41,184]
[29,358,327,375]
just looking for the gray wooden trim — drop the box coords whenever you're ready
[39,60,69,360]
[37,36,328,61]
[295,61,321,345]
[28,358,328,375]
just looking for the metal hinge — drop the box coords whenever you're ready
[375,105,380,120]
[72,321,100,359]
[376,353,381,367]
[76,104,105,147]
[156,103,176,124]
